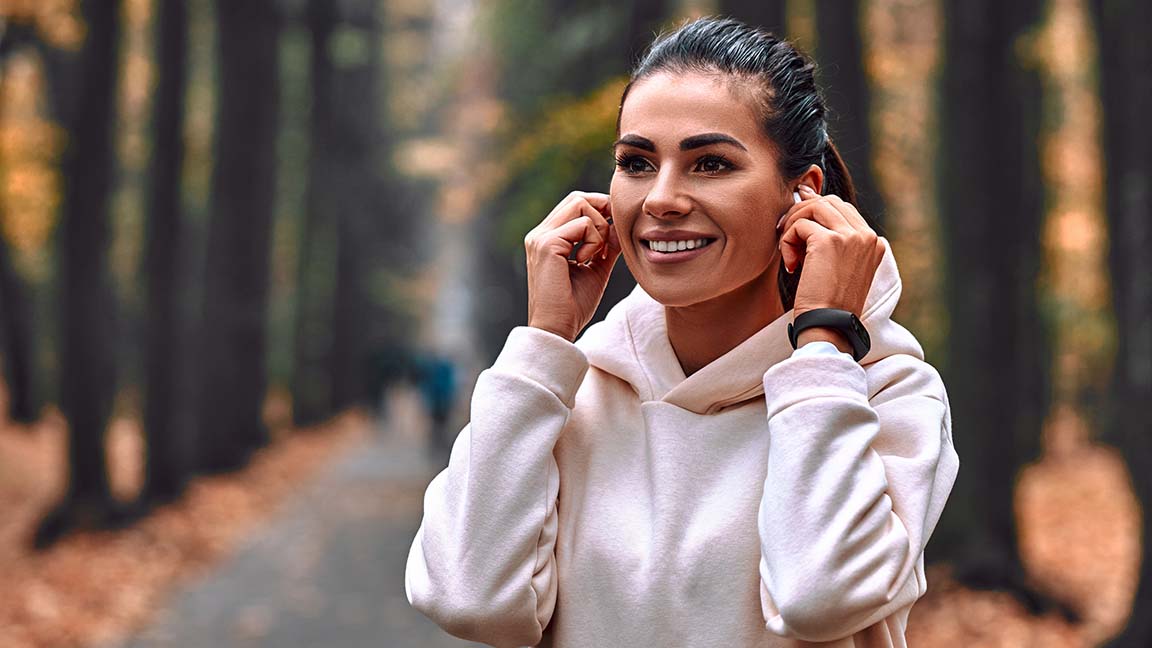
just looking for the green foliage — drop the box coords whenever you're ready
[494,79,625,253]
[485,0,629,117]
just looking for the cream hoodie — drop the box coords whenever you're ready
[406,240,959,647]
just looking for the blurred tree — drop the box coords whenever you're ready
[290,0,339,427]
[34,0,128,548]
[0,210,38,423]
[140,0,193,505]
[0,13,51,425]
[932,0,1053,609]
[717,0,786,34]
[292,0,388,424]
[813,0,883,229]
[1092,1,1152,645]
[197,0,280,472]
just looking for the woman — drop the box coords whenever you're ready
[406,16,958,648]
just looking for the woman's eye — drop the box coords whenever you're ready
[694,155,733,174]
[615,155,653,174]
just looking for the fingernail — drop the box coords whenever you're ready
[776,212,787,229]
[799,184,814,195]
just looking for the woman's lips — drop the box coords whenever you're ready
[640,239,717,264]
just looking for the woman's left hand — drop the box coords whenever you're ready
[776,183,885,318]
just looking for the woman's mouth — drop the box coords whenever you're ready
[640,237,718,264]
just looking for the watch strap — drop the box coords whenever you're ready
[787,308,871,362]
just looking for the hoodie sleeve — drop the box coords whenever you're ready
[405,326,589,648]
[757,351,958,642]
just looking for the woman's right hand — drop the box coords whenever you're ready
[524,191,622,342]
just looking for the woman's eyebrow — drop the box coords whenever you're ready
[680,133,747,151]
[613,134,655,151]
[612,133,747,152]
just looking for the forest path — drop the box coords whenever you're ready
[111,389,483,648]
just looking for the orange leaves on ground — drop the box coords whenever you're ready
[0,406,369,648]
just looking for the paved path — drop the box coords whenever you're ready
[111,390,487,648]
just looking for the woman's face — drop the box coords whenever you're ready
[610,71,791,308]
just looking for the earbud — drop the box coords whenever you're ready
[792,190,802,204]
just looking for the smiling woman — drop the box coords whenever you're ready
[406,16,958,648]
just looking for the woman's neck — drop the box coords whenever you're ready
[664,263,785,377]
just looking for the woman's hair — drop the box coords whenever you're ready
[618,16,863,311]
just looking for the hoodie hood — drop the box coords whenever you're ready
[575,238,923,414]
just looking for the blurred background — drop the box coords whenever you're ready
[0,0,1148,646]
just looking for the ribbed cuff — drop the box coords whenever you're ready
[763,352,868,417]
[492,326,590,408]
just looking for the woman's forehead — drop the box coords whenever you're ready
[618,71,767,146]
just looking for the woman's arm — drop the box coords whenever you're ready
[405,326,589,648]
[757,350,958,642]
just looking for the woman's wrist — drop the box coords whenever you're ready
[527,320,576,343]
[796,327,854,355]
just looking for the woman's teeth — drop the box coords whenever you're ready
[645,238,713,253]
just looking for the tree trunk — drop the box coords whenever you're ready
[717,0,786,35]
[1092,1,1152,644]
[291,0,339,426]
[198,0,280,472]
[0,24,46,426]
[813,0,883,229]
[141,0,193,504]
[932,0,1051,604]
[0,220,39,424]
[34,0,125,549]
[293,0,387,417]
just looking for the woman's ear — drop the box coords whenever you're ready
[797,164,824,194]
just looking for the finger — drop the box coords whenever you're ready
[582,223,624,277]
[823,194,871,231]
[547,216,604,264]
[560,197,612,256]
[543,191,610,228]
[774,182,833,230]
[778,218,828,273]
[777,198,853,238]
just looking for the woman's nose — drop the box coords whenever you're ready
[642,168,692,219]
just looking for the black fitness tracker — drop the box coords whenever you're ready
[787,308,871,362]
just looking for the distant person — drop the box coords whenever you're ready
[406,17,958,647]
[414,352,458,462]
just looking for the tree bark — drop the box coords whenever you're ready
[141,0,193,504]
[932,0,1050,604]
[1092,1,1152,644]
[35,0,125,548]
[198,0,280,472]
[813,0,884,229]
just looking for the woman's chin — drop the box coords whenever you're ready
[636,281,717,308]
